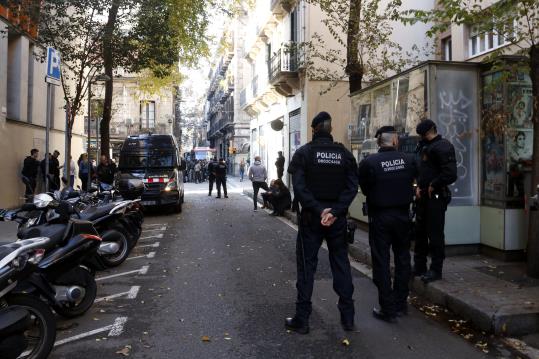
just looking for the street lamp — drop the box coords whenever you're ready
[87,73,111,190]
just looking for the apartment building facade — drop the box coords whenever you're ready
[205,25,250,174]
[91,69,176,160]
[349,0,534,257]
[238,0,352,183]
[0,1,87,208]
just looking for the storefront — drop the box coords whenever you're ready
[350,60,534,255]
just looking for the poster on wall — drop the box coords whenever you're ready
[483,134,505,199]
[508,85,533,129]
[506,129,533,198]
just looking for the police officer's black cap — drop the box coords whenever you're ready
[311,111,332,128]
[375,126,396,138]
[416,119,436,136]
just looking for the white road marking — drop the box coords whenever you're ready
[137,242,160,249]
[96,266,149,281]
[108,316,128,336]
[20,317,129,356]
[139,233,164,240]
[143,223,167,227]
[127,251,156,261]
[142,226,167,232]
[95,286,140,303]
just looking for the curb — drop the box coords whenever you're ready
[243,188,539,337]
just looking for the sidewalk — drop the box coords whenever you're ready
[243,185,539,337]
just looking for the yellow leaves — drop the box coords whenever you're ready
[342,338,351,346]
[201,336,211,342]
[116,345,131,356]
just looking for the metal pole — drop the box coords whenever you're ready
[45,83,51,191]
[96,115,100,159]
[64,102,70,188]
[87,80,92,191]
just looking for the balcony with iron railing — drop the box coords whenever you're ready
[268,41,300,97]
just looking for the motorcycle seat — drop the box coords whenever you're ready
[78,204,116,221]
[17,224,66,250]
[0,246,15,262]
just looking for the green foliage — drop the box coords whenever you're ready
[304,0,423,93]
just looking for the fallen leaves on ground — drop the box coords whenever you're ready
[342,338,350,346]
[116,345,131,356]
[202,336,211,342]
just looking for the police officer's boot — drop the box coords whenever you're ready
[284,316,309,334]
[372,307,397,323]
[421,270,442,284]
[341,316,356,332]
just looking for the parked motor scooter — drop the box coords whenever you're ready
[0,237,56,359]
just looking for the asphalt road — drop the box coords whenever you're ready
[45,180,501,359]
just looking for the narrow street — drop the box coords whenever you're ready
[47,180,493,359]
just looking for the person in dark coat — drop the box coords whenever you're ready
[268,179,291,216]
[40,151,61,191]
[96,155,117,185]
[275,151,285,180]
[214,158,228,198]
[21,148,40,199]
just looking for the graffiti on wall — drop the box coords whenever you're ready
[436,69,477,206]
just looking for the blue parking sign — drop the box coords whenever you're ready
[46,47,61,85]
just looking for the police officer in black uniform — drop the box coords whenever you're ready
[215,158,228,198]
[286,111,359,334]
[358,126,417,322]
[207,157,217,196]
[414,119,457,283]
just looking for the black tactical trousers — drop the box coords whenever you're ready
[369,208,411,315]
[296,213,354,323]
[208,176,215,195]
[414,196,447,274]
[216,177,227,197]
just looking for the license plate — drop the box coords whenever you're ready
[141,200,157,206]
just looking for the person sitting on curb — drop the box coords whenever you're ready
[261,180,277,210]
[268,179,292,216]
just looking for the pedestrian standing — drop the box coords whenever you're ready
[63,156,76,188]
[78,153,93,191]
[215,158,228,198]
[208,157,217,196]
[194,161,202,183]
[413,119,457,283]
[41,151,60,191]
[248,156,268,211]
[239,159,246,182]
[358,126,418,323]
[21,148,40,200]
[286,111,359,334]
[275,151,285,180]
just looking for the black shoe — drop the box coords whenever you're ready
[208,193,211,196]
[270,211,278,216]
[372,308,397,323]
[285,317,309,334]
[216,196,221,198]
[341,319,356,332]
[224,195,228,198]
[412,267,427,277]
[395,307,408,317]
[421,270,442,284]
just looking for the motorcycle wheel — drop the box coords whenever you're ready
[53,267,97,318]
[99,229,130,267]
[6,294,56,359]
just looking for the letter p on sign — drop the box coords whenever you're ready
[46,47,61,85]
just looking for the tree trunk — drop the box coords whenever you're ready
[527,44,539,277]
[345,0,363,95]
[101,1,120,158]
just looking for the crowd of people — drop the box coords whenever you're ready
[21,150,118,199]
